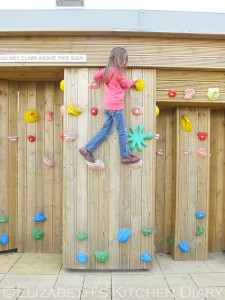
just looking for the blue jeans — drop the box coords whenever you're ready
[85,109,130,157]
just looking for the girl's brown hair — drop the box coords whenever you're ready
[103,47,128,82]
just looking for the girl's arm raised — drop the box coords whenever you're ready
[117,71,135,89]
[93,68,105,82]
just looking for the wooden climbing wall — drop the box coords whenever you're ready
[0,81,18,251]
[155,69,225,259]
[174,107,210,260]
[63,68,156,269]
[155,109,176,254]
[209,110,225,252]
[0,80,63,253]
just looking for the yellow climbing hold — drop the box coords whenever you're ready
[156,106,159,117]
[134,79,145,91]
[67,102,82,116]
[24,110,39,123]
[181,115,193,131]
[60,80,64,92]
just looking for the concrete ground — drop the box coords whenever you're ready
[0,252,224,299]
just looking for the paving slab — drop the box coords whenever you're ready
[0,274,58,289]
[205,252,225,272]
[0,288,21,300]
[112,273,174,300]
[54,273,85,289]
[156,253,211,273]
[205,287,225,300]
[18,288,81,300]
[111,257,162,274]
[81,273,111,300]
[0,253,23,273]
[164,273,205,300]
[0,274,5,281]
[9,253,62,275]
[191,273,225,287]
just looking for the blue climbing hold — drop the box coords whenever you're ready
[141,252,152,262]
[34,211,46,222]
[117,228,132,242]
[178,240,190,252]
[195,211,206,219]
[76,252,87,264]
[0,233,8,245]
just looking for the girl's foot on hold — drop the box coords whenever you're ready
[79,147,95,163]
[121,155,140,164]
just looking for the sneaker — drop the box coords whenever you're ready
[79,147,95,163]
[121,155,140,164]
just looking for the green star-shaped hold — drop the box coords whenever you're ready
[128,124,154,152]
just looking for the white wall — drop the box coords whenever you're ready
[0,0,225,13]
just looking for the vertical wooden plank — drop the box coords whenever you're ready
[187,107,198,260]
[8,81,18,250]
[215,110,224,251]
[53,81,63,253]
[129,68,142,269]
[26,82,36,253]
[63,68,77,268]
[18,82,27,252]
[87,68,100,269]
[43,82,55,253]
[96,74,110,270]
[141,69,156,269]
[175,107,189,261]
[164,110,174,253]
[0,80,9,251]
[155,109,166,253]
[35,82,45,253]
[76,68,89,269]
[209,111,217,252]
[119,69,132,269]
[196,107,210,260]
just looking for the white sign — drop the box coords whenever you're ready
[0,54,86,63]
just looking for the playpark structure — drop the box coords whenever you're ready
[0,9,225,269]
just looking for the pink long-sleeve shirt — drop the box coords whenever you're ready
[94,68,135,110]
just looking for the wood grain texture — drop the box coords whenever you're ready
[63,68,156,269]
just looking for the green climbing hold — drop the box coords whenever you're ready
[77,231,88,241]
[94,250,109,263]
[196,224,204,236]
[141,228,153,236]
[168,237,174,246]
[31,228,44,240]
[0,215,8,223]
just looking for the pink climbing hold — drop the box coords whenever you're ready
[197,148,207,157]
[85,159,104,170]
[43,157,54,167]
[184,88,195,101]
[156,148,164,156]
[182,148,192,155]
[131,105,143,116]
[46,111,53,121]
